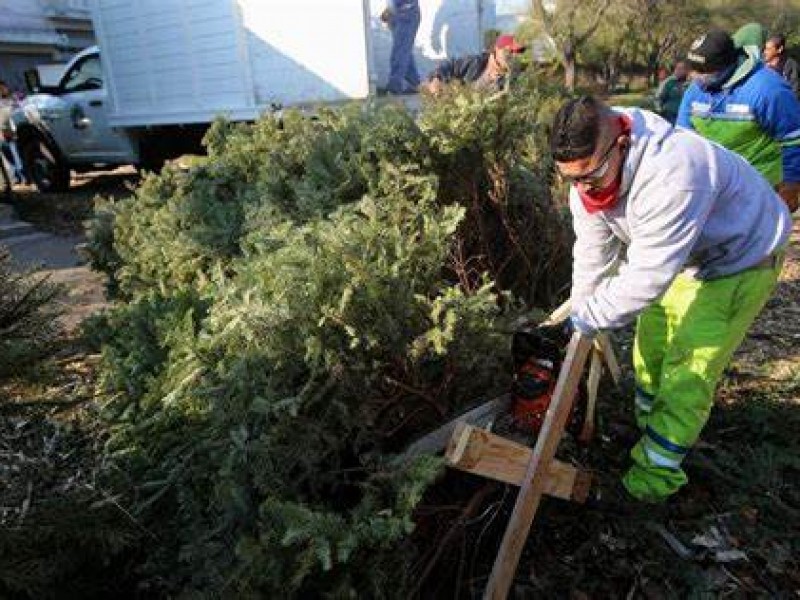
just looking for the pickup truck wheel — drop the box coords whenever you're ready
[22,138,71,193]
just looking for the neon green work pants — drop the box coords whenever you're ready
[624,257,783,502]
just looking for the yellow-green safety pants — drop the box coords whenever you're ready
[625,256,783,502]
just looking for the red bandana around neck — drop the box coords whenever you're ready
[576,115,632,214]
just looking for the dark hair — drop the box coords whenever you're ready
[767,34,786,49]
[549,96,604,162]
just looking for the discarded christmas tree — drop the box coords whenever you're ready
[86,76,572,596]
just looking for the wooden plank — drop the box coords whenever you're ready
[484,332,594,600]
[579,350,603,444]
[540,298,571,326]
[398,395,512,462]
[595,333,622,386]
[445,422,592,502]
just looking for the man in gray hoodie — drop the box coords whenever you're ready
[549,96,791,503]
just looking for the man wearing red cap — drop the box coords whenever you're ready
[423,34,526,95]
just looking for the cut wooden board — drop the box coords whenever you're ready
[579,349,603,444]
[445,422,592,502]
[595,333,622,385]
[484,332,594,600]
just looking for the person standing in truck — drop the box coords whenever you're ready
[381,0,421,95]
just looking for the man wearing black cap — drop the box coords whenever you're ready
[678,27,800,212]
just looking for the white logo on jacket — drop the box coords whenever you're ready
[726,103,752,115]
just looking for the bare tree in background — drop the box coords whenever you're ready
[526,0,613,91]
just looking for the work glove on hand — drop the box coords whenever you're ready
[568,313,597,338]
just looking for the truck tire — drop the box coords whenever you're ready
[22,138,70,193]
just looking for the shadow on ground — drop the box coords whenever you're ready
[8,167,138,236]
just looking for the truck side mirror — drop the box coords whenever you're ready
[24,69,41,94]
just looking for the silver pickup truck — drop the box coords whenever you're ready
[11,46,142,193]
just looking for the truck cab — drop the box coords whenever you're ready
[12,46,139,192]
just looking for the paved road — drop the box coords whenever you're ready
[0,203,84,270]
[1,202,107,332]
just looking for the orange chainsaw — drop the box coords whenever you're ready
[511,324,584,435]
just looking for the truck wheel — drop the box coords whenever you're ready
[22,138,71,193]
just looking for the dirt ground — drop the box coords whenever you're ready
[9,167,138,236]
[736,222,800,378]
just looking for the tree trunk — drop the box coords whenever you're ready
[607,60,619,93]
[564,42,577,92]
[565,59,577,92]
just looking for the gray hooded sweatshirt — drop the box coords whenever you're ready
[570,107,792,332]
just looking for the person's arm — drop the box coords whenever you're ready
[571,186,712,333]
[568,190,622,309]
[424,61,451,94]
[753,73,800,210]
[429,58,461,83]
[426,56,480,91]
[675,83,696,130]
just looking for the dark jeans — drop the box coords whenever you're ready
[387,3,421,93]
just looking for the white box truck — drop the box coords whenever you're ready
[11,0,527,192]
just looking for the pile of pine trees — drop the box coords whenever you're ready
[85,77,573,596]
